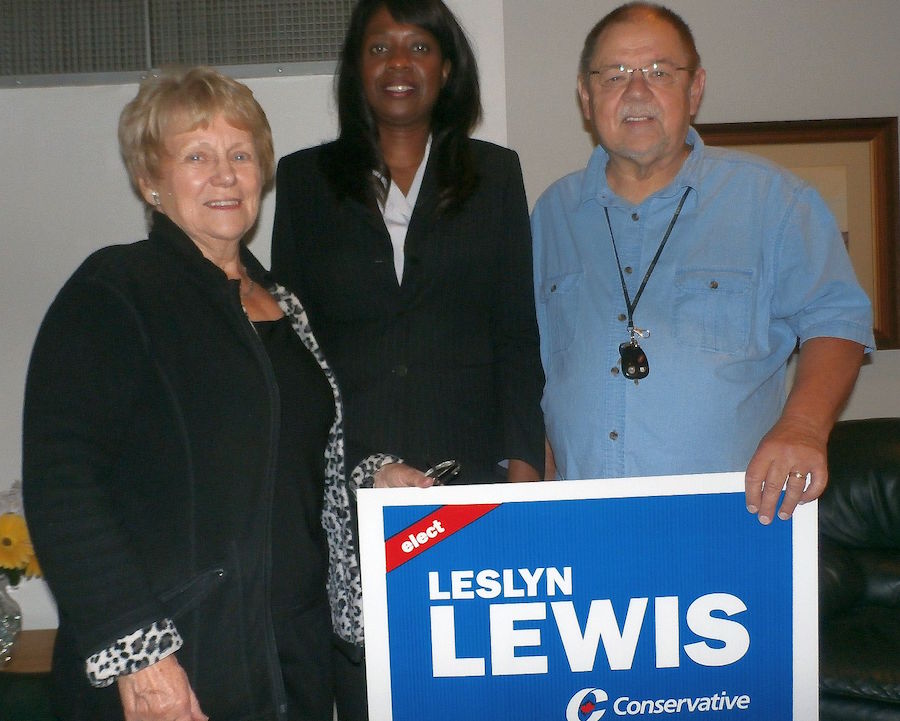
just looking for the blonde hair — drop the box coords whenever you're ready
[118,66,274,191]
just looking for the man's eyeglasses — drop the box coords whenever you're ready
[588,61,690,89]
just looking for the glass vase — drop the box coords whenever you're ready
[0,575,22,665]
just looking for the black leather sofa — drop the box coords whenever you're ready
[819,417,900,720]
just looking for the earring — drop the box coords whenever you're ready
[150,191,160,206]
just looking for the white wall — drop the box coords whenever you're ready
[503,0,900,416]
[0,0,506,629]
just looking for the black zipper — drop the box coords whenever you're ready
[232,281,289,719]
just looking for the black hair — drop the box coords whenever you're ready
[328,0,482,213]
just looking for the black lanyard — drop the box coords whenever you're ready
[603,187,691,339]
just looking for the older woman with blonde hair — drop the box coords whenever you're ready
[23,67,360,721]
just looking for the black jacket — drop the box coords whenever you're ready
[23,214,333,720]
[271,138,545,481]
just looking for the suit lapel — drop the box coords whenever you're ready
[336,151,440,301]
[400,153,440,295]
[338,190,403,301]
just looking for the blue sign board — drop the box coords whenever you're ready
[358,473,818,720]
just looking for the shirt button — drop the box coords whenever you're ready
[392,364,408,377]
[631,212,639,221]
[624,266,633,274]
[611,366,620,376]
[709,280,719,289]
[617,313,627,322]
[609,431,619,441]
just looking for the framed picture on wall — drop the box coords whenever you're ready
[696,117,899,349]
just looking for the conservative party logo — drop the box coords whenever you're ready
[566,687,753,718]
[567,688,608,721]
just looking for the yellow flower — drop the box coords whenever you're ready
[0,513,33,571]
[24,552,42,579]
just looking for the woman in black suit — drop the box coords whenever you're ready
[271,1,545,715]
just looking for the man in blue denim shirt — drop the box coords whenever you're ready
[532,3,873,524]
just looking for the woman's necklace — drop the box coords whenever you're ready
[240,269,255,298]
[238,268,256,320]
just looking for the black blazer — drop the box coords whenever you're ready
[272,138,544,482]
[23,215,334,720]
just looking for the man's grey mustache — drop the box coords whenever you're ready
[619,106,660,120]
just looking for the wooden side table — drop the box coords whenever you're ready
[0,628,58,721]
[4,628,56,674]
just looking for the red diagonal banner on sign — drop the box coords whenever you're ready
[385,503,500,572]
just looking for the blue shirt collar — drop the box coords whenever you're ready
[580,126,705,208]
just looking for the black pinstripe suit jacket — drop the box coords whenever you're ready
[271,138,544,483]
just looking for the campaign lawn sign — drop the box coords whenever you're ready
[358,473,818,720]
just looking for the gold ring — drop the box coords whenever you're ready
[789,471,806,480]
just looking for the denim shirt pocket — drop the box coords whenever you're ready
[674,267,753,354]
[540,270,583,355]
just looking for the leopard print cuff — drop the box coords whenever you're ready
[350,453,404,495]
[85,618,183,688]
